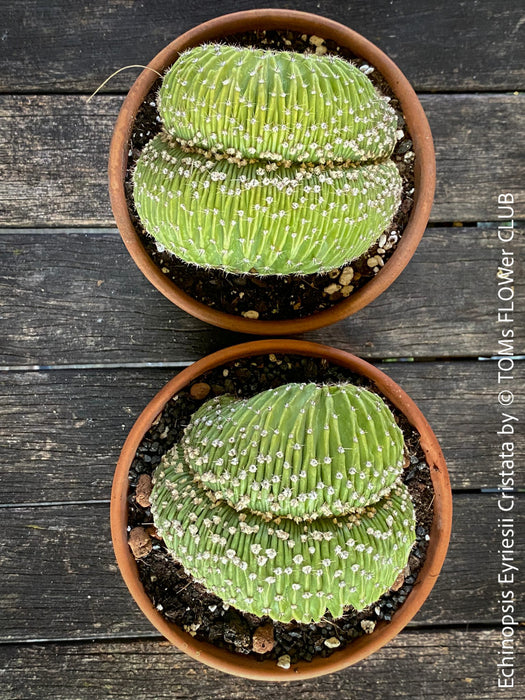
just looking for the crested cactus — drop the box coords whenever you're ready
[133,134,402,275]
[158,44,398,164]
[132,43,403,277]
[150,383,416,623]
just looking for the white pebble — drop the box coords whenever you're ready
[359,64,374,75]
[361,620,376,634]
[277,654,291,670]
[339,266,354,286]
[242,309,259,319]
[378,234,387,248]
[324,283,341,295]
[396,129,404,141]
[324,637,341,648]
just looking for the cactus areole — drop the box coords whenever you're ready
[133,44,403,277]
[151,383,416,624]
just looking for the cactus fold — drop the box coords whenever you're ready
[158,44,398,164]
[133,134,402,275]
[133,43,402,276]
[150,383,416,623]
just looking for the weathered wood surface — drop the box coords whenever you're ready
[1,228,523,365]
[0,362,519,505]
[0,94,523,226]
[0,0,523,93]
[1,629,523,700]
[1,495,521,642]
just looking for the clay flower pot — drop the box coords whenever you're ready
[109,9,435,335]
[111,339,452,680]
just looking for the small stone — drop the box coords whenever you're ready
[315,45,328,55]
[309,35,325,46]
[324,636,341,648]
[241,309,259,319]
[339,267,354,286]
[359,64,374,75]
[252,623,275,654]
[269,354,277,362]
[323,283,341,295]
[328,268,340,279]
[128,527,152,559]
[277,654,291,670]
[361,620,376,634]
[135,474,152,508]
[341,285,354,297]
[190,382,211,400]
[367,256,380,268]
[161,267,169,274]
[377,248,385,254]
[391,570,405,591]
[378,234,387,248]
[396,129,404,141]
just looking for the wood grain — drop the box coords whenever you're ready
[1,227,523,366]
[0,495,521,642]
[0,362,520,505]
[0,0,523,93]
[1,629,523,699]
[0,95,523,226]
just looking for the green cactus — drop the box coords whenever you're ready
[150,383,416,623]
[133,134,401,275]
[132,43,403,277]
[158,44,398,164]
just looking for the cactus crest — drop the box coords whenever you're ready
[133,43,403,277]
[158,43,398,164]
[150,382,416,623]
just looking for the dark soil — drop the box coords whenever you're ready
[127,354,434,666]
[124,29,415,321]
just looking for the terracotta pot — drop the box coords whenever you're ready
[111,339,452,680]
[108,9,435,336]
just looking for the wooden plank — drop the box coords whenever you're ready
[1,227,523,364]
[0,495,521,641]
[1,629,523,699]
[429,94,524,222]
[0,362,519,505]
[0,0,523,93]
[0,94,523,226]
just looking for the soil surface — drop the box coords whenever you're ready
[127,354,434,666]
[124,29,415,321]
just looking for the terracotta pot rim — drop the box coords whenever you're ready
[108,9,436,335]
[111,339,452,680]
